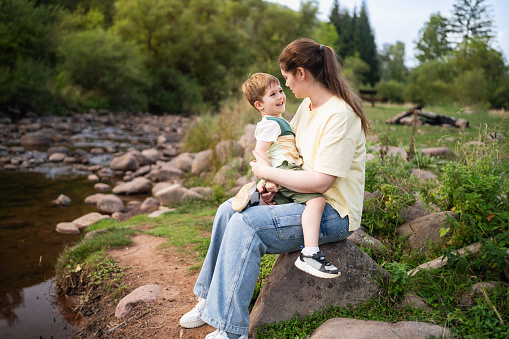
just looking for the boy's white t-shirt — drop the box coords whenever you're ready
[255,117,302,168]
[290,96,366,231]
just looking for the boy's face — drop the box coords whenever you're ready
[254,83,286,117]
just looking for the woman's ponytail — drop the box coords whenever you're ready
[279,39,371,133]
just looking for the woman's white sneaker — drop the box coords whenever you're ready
[205,329,247,339]
[179,297,206,328]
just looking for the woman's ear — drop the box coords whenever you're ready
[296,67,306,79]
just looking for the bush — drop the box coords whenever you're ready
[453,68,488,108]
[375,80,405,103]
[0,57,54,112]
[56,28,151,111]
[404,60,456,105]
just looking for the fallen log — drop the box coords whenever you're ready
[385,107,469,128]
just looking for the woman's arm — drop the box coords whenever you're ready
[250,150,336,194]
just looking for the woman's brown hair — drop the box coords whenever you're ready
[279,38,370,133]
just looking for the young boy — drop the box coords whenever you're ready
[232,73,340,278]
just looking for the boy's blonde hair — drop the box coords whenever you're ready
[241,73,280,109]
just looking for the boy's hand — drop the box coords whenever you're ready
[256,180,266,195]
[265,181,279,193]
[256,180,276,205]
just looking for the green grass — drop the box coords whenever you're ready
[55,200,218,295]
[366,103,509,154]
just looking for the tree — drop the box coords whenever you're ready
[57,29,151,110]
[415,12,451,63]
[328,0,353,58]
[0,0,59,112]
[356,1,379,85]
[448,0,494,43]
[379,42,407,83]
[451,37,507,108]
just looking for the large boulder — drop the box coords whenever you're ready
[110,153,140,172]
[191,149,214,175]
[396,211,459,252]
[97,194,125,214]
[145,167,183,182]
[141,197,160,211]
[238,124,256,159]
[348,227,386,253]
[309,318,451,339]
[154,184,202,205]
[249,240,390,335]
[151,182,174,196]
[20,132,51,151]
[400,199,439,224]
[141,148,160,163]
[112,177,152,195]
[128,150,152,166]
[84,193,108,205]
[168,152,194,172]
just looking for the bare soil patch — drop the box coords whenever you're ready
[75,233,214,338]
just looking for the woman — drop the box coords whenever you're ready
[180,38,368,339]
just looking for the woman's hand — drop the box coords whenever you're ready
[250,150,271,179]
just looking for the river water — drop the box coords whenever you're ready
[0,169,100,338]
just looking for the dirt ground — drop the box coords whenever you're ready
[74,233,216,338]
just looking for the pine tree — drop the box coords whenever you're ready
[356,1,379,85]
[448,0,494,43]
[328,0,352,58]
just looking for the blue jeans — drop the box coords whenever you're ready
[193,199,352,335]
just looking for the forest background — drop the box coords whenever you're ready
[1,0,508,115]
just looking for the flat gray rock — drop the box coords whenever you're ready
[55,222,80,235]
[309,318,451,338]
[72,212,110,229]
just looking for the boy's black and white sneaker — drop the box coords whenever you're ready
[295,251,341,278]
[232,181,260,212]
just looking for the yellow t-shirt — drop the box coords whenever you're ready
[290,96,366,231]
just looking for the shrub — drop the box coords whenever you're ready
[57,28,151,111]
[375,80,405,103]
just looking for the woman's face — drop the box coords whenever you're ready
[280,68,304,99]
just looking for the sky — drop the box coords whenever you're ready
[268,0,509,67]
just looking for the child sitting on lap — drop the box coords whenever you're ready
[232,73,340,278]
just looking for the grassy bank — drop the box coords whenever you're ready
[56,99,508,338]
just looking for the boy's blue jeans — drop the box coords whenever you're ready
[193,198,352,335]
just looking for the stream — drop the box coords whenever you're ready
[0,111,187,338]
